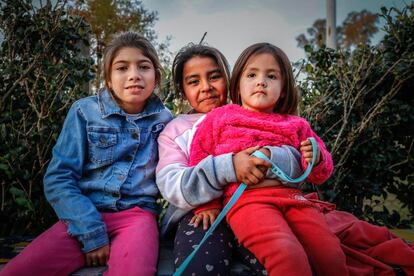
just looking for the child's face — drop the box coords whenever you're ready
[108,47,156,114]
[239,53,283,114]
[182,56,227,113]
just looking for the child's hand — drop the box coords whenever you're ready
[85,244,110,267]
[190,209,220,230]
[233,146,272,185]
[300,138,321,164]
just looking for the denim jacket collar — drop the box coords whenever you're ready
[98,88,165,119]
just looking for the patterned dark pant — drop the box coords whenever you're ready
[173,213,267,275]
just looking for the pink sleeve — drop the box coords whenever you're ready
[300,120,334,184]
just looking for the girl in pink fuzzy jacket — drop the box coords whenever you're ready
[189,43,349,276]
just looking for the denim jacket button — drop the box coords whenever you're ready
[132,133,139,140]
[117,175,125,181]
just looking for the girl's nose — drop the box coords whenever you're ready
[256,79,267,88]
[129,67,142,81]
[200,79,212,93]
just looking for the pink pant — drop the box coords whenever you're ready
[1,207,159,276]
[227,188,348,276]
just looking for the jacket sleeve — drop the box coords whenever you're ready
[43,103,108,253]
[156,118,236,211]
[300,120,334,184]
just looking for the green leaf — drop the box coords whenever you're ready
[304,44,313,54]
[9,187,25,197]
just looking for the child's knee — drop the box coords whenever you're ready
[276,238,308,259]
[252,237,307,265]
[259,239,312,275]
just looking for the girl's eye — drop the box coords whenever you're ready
[209,73,222,81]
[247,73,255,78]
[140,65,151,70]
[116,66,128,71]
[268,74,277,80]
[188,79,199,85]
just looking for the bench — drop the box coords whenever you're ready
[1,229,413,275]
[0,237,253,276]
[70,238,254,276]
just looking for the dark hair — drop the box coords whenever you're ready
[230,43,298,114]
[172,43,230,99]
[103,31,162,90]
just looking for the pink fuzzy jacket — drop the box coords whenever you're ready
[189,104,334,213]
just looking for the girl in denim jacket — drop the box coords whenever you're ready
[2,32,172,276]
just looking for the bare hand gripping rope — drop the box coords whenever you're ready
[174,137,318,275]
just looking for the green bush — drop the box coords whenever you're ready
[0,0,412,236]
[0,0,93,235]
[299,5,414,227]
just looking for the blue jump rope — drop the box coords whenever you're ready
[174,138,318,276]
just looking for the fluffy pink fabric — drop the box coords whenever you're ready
[189,104,334,199]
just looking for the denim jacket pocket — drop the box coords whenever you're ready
[88,130,117,165]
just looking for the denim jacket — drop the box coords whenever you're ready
[44,89,172,252]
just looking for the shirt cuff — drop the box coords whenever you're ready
[78,226,109,253]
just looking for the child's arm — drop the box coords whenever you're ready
[156,118,270,210]
[261,145,304,187]
[299,120,334,184]
[43,103,108,253]
[156,118,236,210]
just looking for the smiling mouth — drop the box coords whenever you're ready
[200,96,219,103]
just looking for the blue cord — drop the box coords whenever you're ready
[173,183,247,276]
[173,138,318,275]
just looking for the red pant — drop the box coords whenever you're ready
[226,188,348,276]
[1,207,159,276]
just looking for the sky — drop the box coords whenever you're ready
[141,0,407,67]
